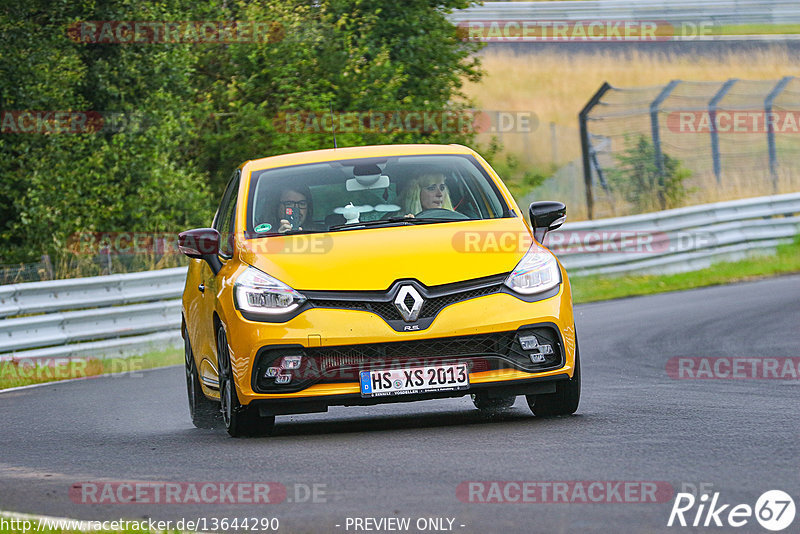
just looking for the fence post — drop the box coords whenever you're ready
[708,78,738,184]
[765,76,793,192]
[650,80,680,210]
[579,82,612,220]
[495,110,503,145]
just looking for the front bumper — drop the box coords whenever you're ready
[222,279,576,406]
[250,373,572,417]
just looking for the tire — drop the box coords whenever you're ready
[184,335,222,429]
[217,325,275,438]
[471,392,516,411]
[527,339,581,417]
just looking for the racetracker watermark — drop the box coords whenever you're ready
[3,109,536,135]
[668,110,800,134]
[1,111,104,134]
[69,482,326,504]
[458,20,715,42]
[0,357,145,387]
[1,517,280,533]
[67,232,334,255]
[274,110,537,135]
[456,481,674,503]
[67,21,284,44]
[0,111,198,135]
[450,230,715,254]
[666,357,800,380]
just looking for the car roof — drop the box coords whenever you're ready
[241,144,477,172]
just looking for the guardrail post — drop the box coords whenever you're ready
[579,82,612,220]
[709,78,738,184]
[650,80,681,210]
[765,76,793,192]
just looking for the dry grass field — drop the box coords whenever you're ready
[464,48,800,217]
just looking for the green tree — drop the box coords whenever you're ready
[190,0,483,194]
[0,0,484,269]
[0,0,211,265]
[608,135,692,213]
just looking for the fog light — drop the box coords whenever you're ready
[275,373,292,384]
[520,334,554,363]
[282,355,302,370]
[519,335,540,351]
[265,367,280,378]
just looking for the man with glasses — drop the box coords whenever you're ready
[277,186,313,234]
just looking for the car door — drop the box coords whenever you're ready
[193,171,240,373]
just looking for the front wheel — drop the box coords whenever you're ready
[526,340,581,417]
[217,325,275,438]
[185,335,222,429]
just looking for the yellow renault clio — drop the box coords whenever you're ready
[179,144,579,437]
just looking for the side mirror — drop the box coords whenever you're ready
[178,228,223,274]
[529,201,566,243]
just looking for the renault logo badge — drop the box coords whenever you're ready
[394,285,424,322]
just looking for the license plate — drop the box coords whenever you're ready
[359,363,470,398]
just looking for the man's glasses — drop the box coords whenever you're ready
[424,184,447,192]
[280,200,308,209]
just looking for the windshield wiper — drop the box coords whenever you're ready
[328,217,413,231]
[328,217,463,232]
[249,228,320,238]
[282,228,320,235]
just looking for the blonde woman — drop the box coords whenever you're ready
[397,172,454,217]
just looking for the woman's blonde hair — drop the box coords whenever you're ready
[397,172,453,214]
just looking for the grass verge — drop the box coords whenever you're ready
[571,238,800,304]
[0,348,182,391]
[715,24,800,35]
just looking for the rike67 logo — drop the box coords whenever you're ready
[668,490,796,531]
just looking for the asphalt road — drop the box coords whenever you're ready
[1,275,798,533]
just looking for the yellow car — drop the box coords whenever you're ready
[179,144,579,437]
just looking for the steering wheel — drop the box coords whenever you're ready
[415,208,469,220]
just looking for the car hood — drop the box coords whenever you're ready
[238,217,534,291]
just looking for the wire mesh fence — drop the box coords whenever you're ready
[579,77,800,219]
[0,252,186,284]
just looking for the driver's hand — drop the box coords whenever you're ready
[278,219,293,233]
[404,213,415,218]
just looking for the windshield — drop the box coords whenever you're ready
[245,154,511,236]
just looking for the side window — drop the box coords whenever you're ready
[213,171,240,257]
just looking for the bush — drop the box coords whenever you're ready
[608,135,692,213]
[480,137,548,199]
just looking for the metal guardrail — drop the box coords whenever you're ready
[0,267,186,318]
[451,1,800,25]
[0,268,186,363]
[551,193,800,275]
[1,193,797,362]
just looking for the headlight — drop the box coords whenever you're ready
[234,266,306,315]
[504,245,561,295]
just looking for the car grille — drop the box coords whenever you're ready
[252,326,564,393]
[308,331,515,362]
[307,279,503,323]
